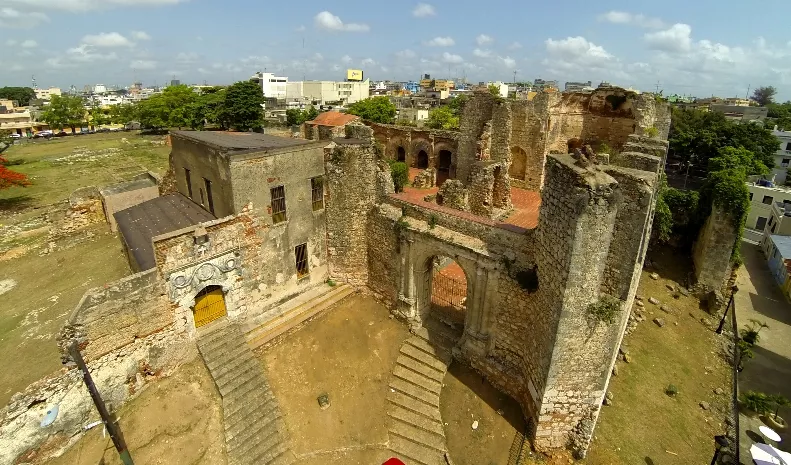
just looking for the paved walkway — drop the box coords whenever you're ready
[735,242,791,461]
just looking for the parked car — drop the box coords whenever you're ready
[8,133,21,140]
[33,130,53,139]
[55,131,68,137]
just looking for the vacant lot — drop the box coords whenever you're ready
[0,132,169,406]
[585,249,731,465]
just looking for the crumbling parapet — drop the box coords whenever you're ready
[468,161,512,218]
[412,168,437,188]
[436,179,470,211]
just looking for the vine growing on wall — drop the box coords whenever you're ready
[698,167,750,265]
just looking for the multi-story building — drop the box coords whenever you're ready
[564,81,593,92]
[534,78,559,91]
[746,180,791,238]
[397,107,429,125]
[419,78,454,92]
[0,108,47,136]
[770,129,791,183]
[34,87,61,101]
[251,72,288,100]
[486,81,509,98]
[710,104,768,124]
[286,80,370,107]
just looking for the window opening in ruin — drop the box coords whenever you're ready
[756,217,768,231]
[417,150,429,169]
[763,195,774,205]
[426,256,467,330]
[295,243,309,278]
[185,168,193,198]
[271,185,287,223]
[397,146,406,162]
[193,285,227,328]
[567,138,583,154]
[437,150,452,186]
[509,146,527,180]
[204,178,214,215]
[311,177,324,211]
[199,188,205,206]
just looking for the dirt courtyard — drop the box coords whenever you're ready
[43,357,226,465]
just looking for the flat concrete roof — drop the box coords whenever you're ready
[115,194,215,270]
[171,130,314,154]
[770,235,791,261]
[100,174,156,196]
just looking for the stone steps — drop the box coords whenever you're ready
[386,330,453,465]
[245,284,355,350]
[197,320,292,465]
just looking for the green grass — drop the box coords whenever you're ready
[0,132,169,405]
[0,132,169,215]
[584,254,731,465]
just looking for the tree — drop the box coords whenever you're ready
[192,87,229,129]
[223,80,265,131]
[669,107,778,174]
[767,101,791,131]
[426,106,459,130]
[0,87,37,106]
[447,95,468,117]
[708,146,768,176]
[0,130,30,189]
[346,96,396,124]
[161,85,199,130]
[87,102,109,130]
[285,105,319,126]
[40,95,86,132]
[751,86,777,106]
[488,84,501,97]
[109,103,139,126]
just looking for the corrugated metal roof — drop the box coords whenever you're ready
[306,111,359,127]
[114,194,215,270]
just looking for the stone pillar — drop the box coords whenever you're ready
[397,236,418,321]
[692,204,737,296]
[533,154,621,454]
[461,261,499,359]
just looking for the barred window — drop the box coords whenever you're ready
[295,243,309,278]
[271,185,286,223]
[311,177,324,211]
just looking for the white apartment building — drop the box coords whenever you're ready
[770,128,791,184]
[285,79,370,106]
[745,180,791,241]
[486,81,509,98]
[93,84,107,94]
[34,87,62,101]
[252,72,288,100]
[397,108,429,125]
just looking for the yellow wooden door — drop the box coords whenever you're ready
[193,288,227,328]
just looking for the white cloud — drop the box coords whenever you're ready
[508,41,522,50]
[543,36,617,75]
[332,64,341,72]
[472,48,491,58]
[81,32,133,47]
[0,7,49,28]
[197,67,210,75]
[442,52,463,64]
[396,49,416,59]
[313,52,324,61]
[644,23,692,53]
[476,34,493,46]
[412,3,435,17]
[341,55,352,64]
[20,39,36,48]
[240,55,270,67]
[314,11,369,32]
[498,56,516,68]
[211,62,242,73]
[295,25,306,32]
[130,30,150,41]
[361,57,376,66]
[380,65,389,73]
[10,64,24,71]
[5,39,17,46]
[176,52,198,63]
[130,59,156,70]
[48,43,118,67]
[4,0,185,12]
[424,36,454,47]
[597,11,664,29]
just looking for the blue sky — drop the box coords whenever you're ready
[1,0,790,100]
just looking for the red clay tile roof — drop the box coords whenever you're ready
[306,111,359,127]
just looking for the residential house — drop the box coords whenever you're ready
[770,128,791,184]
[762,234,791,299]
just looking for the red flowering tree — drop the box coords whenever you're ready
[0,130,30,189]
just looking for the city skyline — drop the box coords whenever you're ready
[1,0,790,100]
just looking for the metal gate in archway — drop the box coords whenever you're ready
[428,260,467,325]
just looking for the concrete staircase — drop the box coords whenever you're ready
[243,283,355,350]
[386,324,455,465]
[197,319,294,465]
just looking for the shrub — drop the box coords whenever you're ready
[741,319,769,345]
[741,391,772,415]
[326,279,336,287]
[587,294,621,324]
[390,161,408,193]
[646,126,659,138]
[665,384,679,397]
[428,214,438,229]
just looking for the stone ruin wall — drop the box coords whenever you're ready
[368,123,459,170]
[692,205,738,297]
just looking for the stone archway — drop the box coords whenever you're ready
[422,255,469,335]
[417,150,429,169]
[509,146,527,180]
[397,146,406,162]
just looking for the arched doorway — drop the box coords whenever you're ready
[423,255,468,335]
[397,146,406,162]
[193,285,227,328]
[567,138,583,153]
[417,150,429,169]
[437,150,452,186]
[509,147,527,180]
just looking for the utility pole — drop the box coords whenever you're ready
[745,84,751,100]
[513,70,517,85]
[68,342,134,465]
[655,80,661,94]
